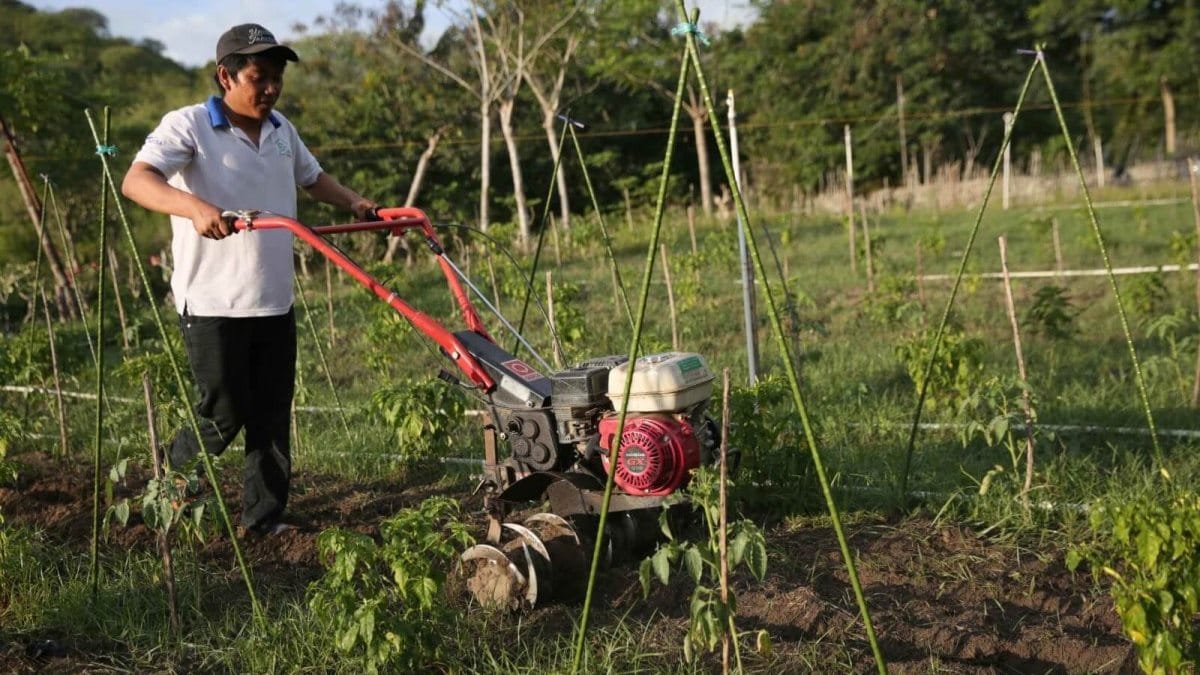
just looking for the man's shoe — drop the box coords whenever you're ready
[238,518,298,539]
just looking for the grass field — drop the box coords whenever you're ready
[2,178,1198,672]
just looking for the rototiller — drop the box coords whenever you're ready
[223,207,722,608]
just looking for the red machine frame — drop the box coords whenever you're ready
[228,207,497,392]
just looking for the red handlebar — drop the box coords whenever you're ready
[227,207,496,392]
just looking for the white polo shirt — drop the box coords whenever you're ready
[132,96,323,317]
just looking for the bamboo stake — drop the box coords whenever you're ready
[292,365,306,458]
[143,374,180,636]
[1189,158,1200,407]
[916,241,926,305]
[998,236,1037,502]
[611,264,622,317]
[1051,217,1064,277]
[901,56,1040,503]
[674,9,885,669]
[718,368,732,675]
[324,261,336,348]
[550,212,562,268]
[295,279,350,435]
[107,247,130,351]
[89,108,111,596]
[85,109,262,621]
[573,31,693,672]
[546,271,564,368]
[44,185,97,365]
[687,204,699,257]
[860,202,875,293]
[1003,112,1014,210]
[566,123,635,329]
[486,254,501,310]
[41,286,69,460]
[1037,50,1163,464]
[661,244,680,350]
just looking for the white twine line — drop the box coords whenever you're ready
[921,262,1199,282]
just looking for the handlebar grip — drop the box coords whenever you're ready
[363,207,380,222]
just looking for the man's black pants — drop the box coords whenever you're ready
[167,308,296,530]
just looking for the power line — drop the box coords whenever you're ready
[21,92,1192,164]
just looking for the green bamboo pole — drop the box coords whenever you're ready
[899,57,1040,501]
[294,277,350,435]
[567,123,634,328]
[1035,49,1163,468]
[43,184,98,365]
[571,31,694,675]
[512,117,571,358]
[88,108,110,596]
[674,2,886,669]
[83,110,262,621]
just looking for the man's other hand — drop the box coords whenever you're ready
[351,198,379,221]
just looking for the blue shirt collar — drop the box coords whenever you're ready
[205,95,281,129]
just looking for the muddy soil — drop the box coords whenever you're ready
[0,454,1134,673]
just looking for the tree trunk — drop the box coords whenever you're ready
[2,117,76,320]
[688,97,713,217]
[1161,75,1177,157]
[897,75,908,186]
[479,98,492,232]
[498,98,531,246]
[384,126,446,265]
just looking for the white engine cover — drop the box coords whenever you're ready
[606,352,714,412]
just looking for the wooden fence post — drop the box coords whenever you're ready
[660,244,680,351]
[143,374,180,636]
[998,236,1037,501]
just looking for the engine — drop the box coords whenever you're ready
[597,414,700,495]
[560,352,715,496]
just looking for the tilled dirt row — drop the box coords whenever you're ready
[0,454,1133,673]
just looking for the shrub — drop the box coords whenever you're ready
[1069,489,1200,674]
[308,496,472,674]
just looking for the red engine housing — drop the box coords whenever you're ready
[597,414,701,496]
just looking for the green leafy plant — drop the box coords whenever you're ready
[865,275,924,327]
[896,325,986,413]
[370,377,466,463]
[308,496,472,674]
[1167,230,1195,268]
[640,467,770,666]
[1069,490,1200,674]
[0,407,23,485]
[725,376,810,509]
[1124,274,1168,323]
[1022,285,1078,340]
[102,458,131,533]
[1141,309,1197,400]
[140,470,210,542]
[548,278,586,357]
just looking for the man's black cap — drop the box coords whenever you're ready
[215,23,299,64]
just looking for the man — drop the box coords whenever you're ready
[122,23,375,536]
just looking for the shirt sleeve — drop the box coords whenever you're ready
[132,109,195,177]
[292,127,322,188]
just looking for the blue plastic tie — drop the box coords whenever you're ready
[671,22,710,47]
[95,144,118,157]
